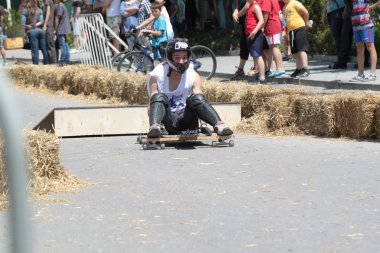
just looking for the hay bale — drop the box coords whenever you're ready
[265,93,298,130]
[295,94,337,137]
[375,106,380,139]
[334,93,380,139]
[0,129,85,210]
[235,110,270,134]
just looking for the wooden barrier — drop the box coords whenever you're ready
[33,103,241,137]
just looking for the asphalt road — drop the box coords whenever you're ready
[0,81,379,253]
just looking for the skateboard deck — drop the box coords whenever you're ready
[137,133,234,150]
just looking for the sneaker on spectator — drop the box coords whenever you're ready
[364,74,377,82]
[265,70,272,77]
[230,67,245,80]
[351,74,366,82]
[297,68,310,78]
[282,55,292,61]
[268,69,286,78]
[290,69,301,78]
[214,121,233,136]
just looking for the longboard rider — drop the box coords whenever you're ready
[146,38,234,138]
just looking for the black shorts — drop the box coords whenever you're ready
[262,36,269,50]
[289,26,309,54]
[162,107,199,134]
[240,24,249,60]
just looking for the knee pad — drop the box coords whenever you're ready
[187,93,207,110]
[150,92,169,107]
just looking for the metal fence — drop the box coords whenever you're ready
[73,13,128,69]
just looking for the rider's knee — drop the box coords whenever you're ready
[187,93,207,110]
[150,92,169,107]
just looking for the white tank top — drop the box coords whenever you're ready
[148,62,196,112]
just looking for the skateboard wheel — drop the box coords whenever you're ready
[228,140,235,147]
[142,144,148,150]
[137,135,142,144]
[160,143,166,149]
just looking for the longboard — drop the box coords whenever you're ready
[137,133,234,150]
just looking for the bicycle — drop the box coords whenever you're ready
[113,31,217,80]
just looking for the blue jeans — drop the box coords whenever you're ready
[57,34,70,64]
[27,28,48,65]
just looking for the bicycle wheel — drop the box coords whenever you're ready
[190,45,217,80]
[111,51,129,69]
[117,51,154,74]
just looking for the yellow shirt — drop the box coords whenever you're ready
[284,0,306,31]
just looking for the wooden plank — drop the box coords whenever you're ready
[33,103,241,137]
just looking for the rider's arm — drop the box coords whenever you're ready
[192,72,202,94]
[147,76,159,114]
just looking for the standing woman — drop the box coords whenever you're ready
[22,0,48,65]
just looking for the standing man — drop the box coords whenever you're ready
[103,0,122,53]
[54,0,71,65]
[43,0,57,64]
[230,0,250,80]
[323,0,352,69]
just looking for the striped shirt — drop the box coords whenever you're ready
[138,0,151,28]
[351,0,374,31]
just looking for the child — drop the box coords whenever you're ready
[283,0,312,78]
[245,0,266,83]
[261,0,286,78]
[351,0,380,82]
[139,2,167,61]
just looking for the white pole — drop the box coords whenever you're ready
[6,0,11,26]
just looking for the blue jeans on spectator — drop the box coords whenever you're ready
[27,28,48,65]
[57,34,70,65]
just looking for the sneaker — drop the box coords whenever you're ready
[230,67,245,80]
[282,55,292,61]
[297,68,310,78]
[364,74,377,82]
[214,122,233,136]
[290,69,302,78]
[199,124,213,136]
[268,69,286,78]
[351,74,366,82]
[147,123,162,138]
[265,70,273,77]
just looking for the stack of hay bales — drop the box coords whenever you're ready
[0,130,84,210]
[7,65,380,140]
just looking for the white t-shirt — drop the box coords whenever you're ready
[160,7,174,39]
[148,62,196,112]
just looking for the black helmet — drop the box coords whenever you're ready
[166,38,192,74]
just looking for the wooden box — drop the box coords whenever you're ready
[4,37,24,50]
